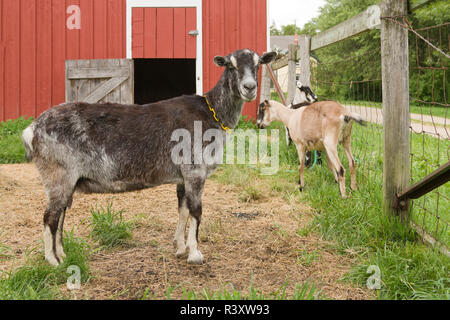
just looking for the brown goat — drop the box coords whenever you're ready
[257,100,366,198]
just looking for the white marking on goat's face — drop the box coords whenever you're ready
[296,84,318,103]
[214,50,276,102]
[257,101,273,129]
[296,90,308,104]
[253,53,259,67]
[230,55,238,69]
[232,50,259,101]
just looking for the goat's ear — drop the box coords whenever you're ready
[259,51,277,65]
[296,80,303,88]
[214,55,230,67]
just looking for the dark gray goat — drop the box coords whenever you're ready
[22,49,277,266]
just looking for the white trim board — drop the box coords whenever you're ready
[266,0,270,52]
[126,0,203,95]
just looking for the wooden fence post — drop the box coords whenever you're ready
[381,0,410,220]
[260,64,271,104]
[287,44,299,105]
[298,35,311,87]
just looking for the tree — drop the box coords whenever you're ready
[299,0,449,104]
[281,24,302,36]
[270,22,282,36]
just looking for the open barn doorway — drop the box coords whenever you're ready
[134,59,196,104]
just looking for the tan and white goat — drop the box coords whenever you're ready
[257,100,366,198]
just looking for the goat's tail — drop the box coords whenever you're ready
[22,124,35,162]
[343,112,367,127]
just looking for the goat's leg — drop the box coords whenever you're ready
[324,139,348,198]
[37,160,76,265]
[43,205,65,266]
[183,174,206,265]
[55,208,67,259]
[285,126,292,146]
[173,184,189,258]
[343,136,357,191]
[44,203,73,266]
[295,144,306,191]
[55,192,74,260]
[325,151,338,183]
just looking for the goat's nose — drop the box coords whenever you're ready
[243,82,256,91]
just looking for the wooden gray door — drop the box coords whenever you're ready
[65,59,134,104]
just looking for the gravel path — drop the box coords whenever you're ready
[344,105,449,139]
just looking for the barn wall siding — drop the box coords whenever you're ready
[0,0,126,121]
[132,7,197,59]
[0,0,267,121]
[203,0,267,119]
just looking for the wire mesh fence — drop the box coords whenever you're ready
[406,20,449,249]
[311,41,385,205]
[310,18,449,250]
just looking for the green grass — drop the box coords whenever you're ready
[346,243,449,300]
[145,280,321,300]
[0,203,135,300]
[0,117,34,164]
[0,230,90,300]
[349,120,449,246]
[212,108,450,299]
[89,203,134,249]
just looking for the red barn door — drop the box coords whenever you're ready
[128,2,202,101]
[132,7,197,59]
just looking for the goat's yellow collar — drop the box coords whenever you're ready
[204,95,232,134]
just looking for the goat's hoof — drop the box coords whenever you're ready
[175,246,188,258]
[45,255,60,267]
[187,251,204,265]
[298,186,303,192]
[56,252,66,261]
[56,248,66,260]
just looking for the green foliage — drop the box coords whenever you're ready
[270,22,282,36]
[293,0,450,105]
[90,204,134,248]
[270,23,302,36]
[0,117,34,164]
[236,115,258,130]
[281,24,302,36]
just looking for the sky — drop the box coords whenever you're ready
[269,0,326,29]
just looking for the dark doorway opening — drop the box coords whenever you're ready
[134,59,196,104]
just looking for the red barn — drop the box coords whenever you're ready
[0,0,269,122]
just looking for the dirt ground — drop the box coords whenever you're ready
[0,164,373,300]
